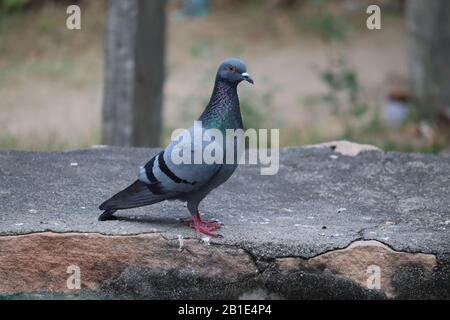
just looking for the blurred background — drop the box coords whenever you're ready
[0,0,449,153]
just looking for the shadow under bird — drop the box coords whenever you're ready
[98,58,254,237]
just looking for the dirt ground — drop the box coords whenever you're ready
[0,1,408,150]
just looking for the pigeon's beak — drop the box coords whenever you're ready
[241,72,254,85]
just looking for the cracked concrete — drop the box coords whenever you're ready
[0,142,449,299]
[276,240,437,298]
[0,232,257,297]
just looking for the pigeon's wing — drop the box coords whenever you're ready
[100,127,224,211]
[99,180,167,211]
[139,126,224,195]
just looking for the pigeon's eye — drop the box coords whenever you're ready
[228,65,236,72]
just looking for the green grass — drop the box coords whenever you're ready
[0,58,81,84]
[0,129,101,151]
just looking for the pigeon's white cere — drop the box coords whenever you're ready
[241,72,250,77]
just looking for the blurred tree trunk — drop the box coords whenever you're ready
[407,0,450,120]
[102,0,166,147]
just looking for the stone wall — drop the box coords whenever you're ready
[0,142,449,299]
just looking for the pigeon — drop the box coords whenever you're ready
[98,58,254,237]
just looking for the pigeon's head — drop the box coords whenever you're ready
[216,58,254,85]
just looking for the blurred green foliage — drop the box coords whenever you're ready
[316,57,372,136]
[311,57,445,154]
[0,0,446,153]
[308,56,379,140]
[0,0,28,12]
[301,0,351,42]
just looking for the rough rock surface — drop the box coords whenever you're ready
[0,142,449,299]
[304,140,381,156]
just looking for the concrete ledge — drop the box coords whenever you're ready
[0,141,449,299]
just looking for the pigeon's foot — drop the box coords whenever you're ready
[183,217,221,230]
[183,213,222,237]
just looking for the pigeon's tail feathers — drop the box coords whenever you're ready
[98,209,117,221]
[99,180,167,211]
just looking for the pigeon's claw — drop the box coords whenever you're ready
[195,224,221,237]
[183,218,221,230]
[184,213,222,237]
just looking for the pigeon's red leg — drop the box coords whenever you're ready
[183,213,221,237]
